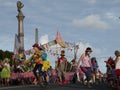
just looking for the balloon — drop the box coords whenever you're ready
[42,53,47,60]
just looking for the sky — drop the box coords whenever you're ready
[0,0,120,73]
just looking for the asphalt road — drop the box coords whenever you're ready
[0,83,113,90]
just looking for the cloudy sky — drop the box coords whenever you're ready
[0,0,120,72]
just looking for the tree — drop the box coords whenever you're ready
[0,49,14,64]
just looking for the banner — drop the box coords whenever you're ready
[13,34,20,60]
[14,34,20,55]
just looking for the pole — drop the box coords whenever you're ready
[35,28,38,44]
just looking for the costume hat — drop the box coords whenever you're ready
[32,43,39,49]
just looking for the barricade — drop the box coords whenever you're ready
[65,72,74,81]
[11,72,35,79]
[11,72,35,85]
[11,71,75,84]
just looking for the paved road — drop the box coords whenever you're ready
[0,83,113,90]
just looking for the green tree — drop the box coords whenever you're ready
[0,49,13,64]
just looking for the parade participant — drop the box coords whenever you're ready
[31,43,43,85]
[91,57,99,84]
[42,53,51,84]
[70,59,78,83]
[113,50,120,88]
[115,50,120,75]
[1,58,11,86]
[77,47,92,88]
[105,57,114,87]
[70,59,77,72]
[57,50,68,85]
[0,61,3,86]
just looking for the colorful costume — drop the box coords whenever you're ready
[32,50,43,80]
[1,63,10,79]
[42,60,50,71]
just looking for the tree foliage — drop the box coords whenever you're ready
[0,49,13,62]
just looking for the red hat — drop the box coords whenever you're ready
[60,50,65,56]
[32,43,39,49]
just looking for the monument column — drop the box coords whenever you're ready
[16,1,25,59]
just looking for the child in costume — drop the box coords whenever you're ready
[1,58,11,86]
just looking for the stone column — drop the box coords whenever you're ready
[16,1,25,59]
[17,14,25,53]
[35,28,38,44]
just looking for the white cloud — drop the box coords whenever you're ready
[72,14,110,30]
[93,48,102,55]
[105,12,119,21]
[76,42,92,56]
[39,34,49,45]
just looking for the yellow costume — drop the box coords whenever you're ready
[42,60,50,71]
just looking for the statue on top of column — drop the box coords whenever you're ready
[17,1,24,15]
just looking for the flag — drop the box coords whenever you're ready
[13,34,20,57]
[48,40,57,46]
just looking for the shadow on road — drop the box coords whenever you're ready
[0,82,113,90]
